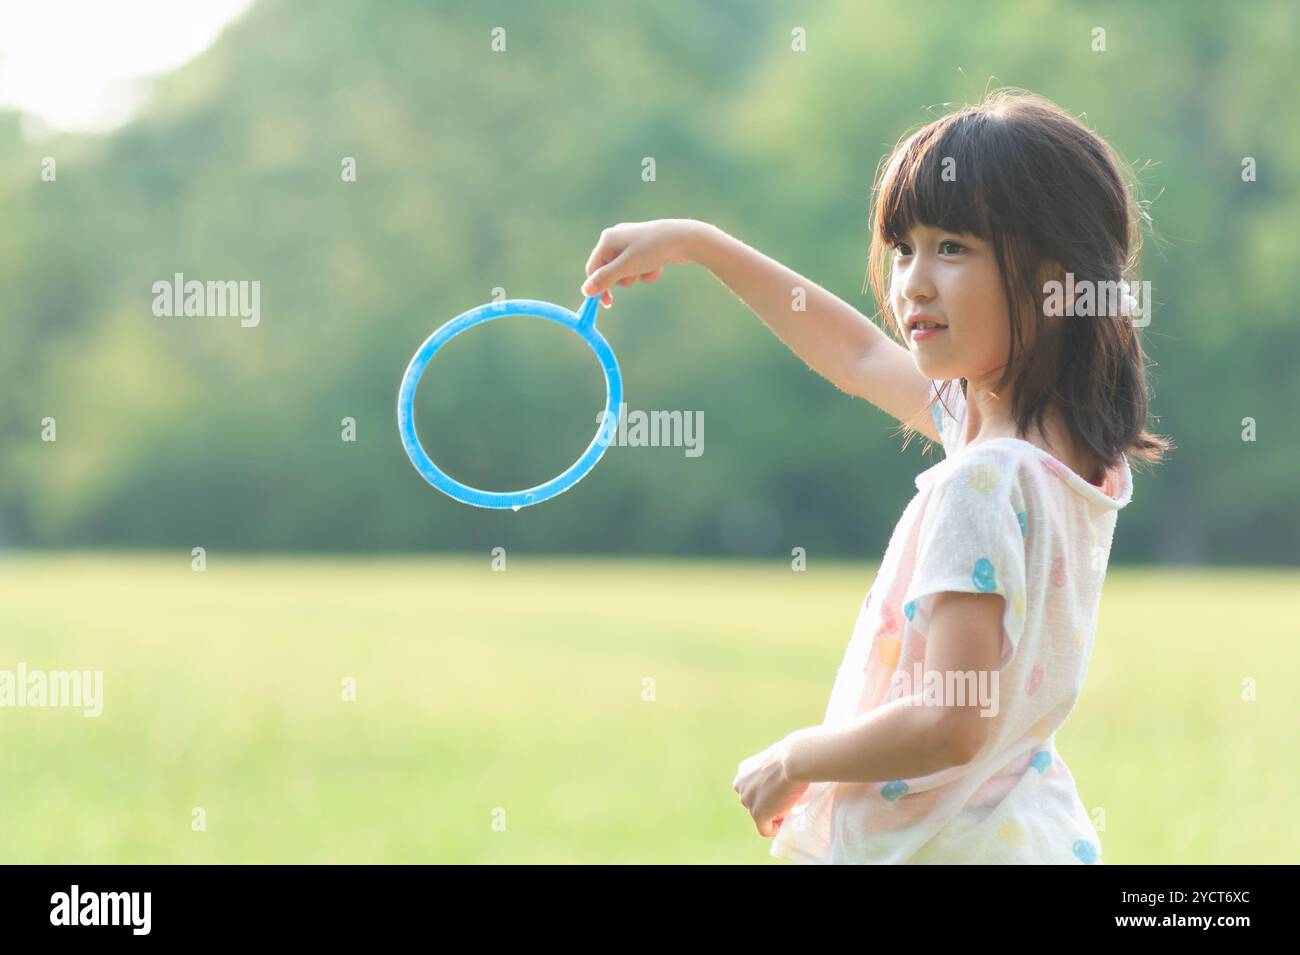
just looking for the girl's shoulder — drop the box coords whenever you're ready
[916,433,1035,500]
[923,379,1133,517]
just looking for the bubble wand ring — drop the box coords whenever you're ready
[397,295,621,510]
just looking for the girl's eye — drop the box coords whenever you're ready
[892,240,965,257]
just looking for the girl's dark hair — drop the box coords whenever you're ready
[865,87,1171,479]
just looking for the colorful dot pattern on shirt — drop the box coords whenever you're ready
[1050,555,1068,587]
[1028,715,1053,741]
[1026,664,1045,696]
[968,463,999,494]
[768,408,1131,865]
[972,557,998,592]
[878,634,901,668]
[998,819,1025,845]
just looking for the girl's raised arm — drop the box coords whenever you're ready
[690,223,939,442]
[582,219,941,443]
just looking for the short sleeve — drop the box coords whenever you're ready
[902,447,1028,669]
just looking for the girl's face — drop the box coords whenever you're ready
[889,224,1014,388]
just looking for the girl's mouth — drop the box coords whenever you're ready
[910,325,946,342]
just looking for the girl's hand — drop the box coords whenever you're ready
[580,218,707,307]
[732,732,811,838]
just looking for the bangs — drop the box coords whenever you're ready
[873,112,999,246]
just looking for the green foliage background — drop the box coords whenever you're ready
[2,0,1297,562]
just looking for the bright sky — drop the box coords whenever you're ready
[0,0,256,135]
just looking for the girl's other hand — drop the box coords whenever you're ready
[732,732,811,838]
[580,218,707,307]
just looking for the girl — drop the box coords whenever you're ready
[580,88,1169,864]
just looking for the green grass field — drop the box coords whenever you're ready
[1,552,1296,863]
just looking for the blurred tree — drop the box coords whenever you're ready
[0,0,1296,562]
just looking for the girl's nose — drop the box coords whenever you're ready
[901,262,937,303]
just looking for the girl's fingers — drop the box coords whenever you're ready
[582,245,664,305]
[582,248,621,295]
[588,250,634,295]
[584,244,614,279]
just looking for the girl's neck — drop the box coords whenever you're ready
[961,378,1104,486]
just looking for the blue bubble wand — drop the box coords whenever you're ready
[398,295,622,510]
